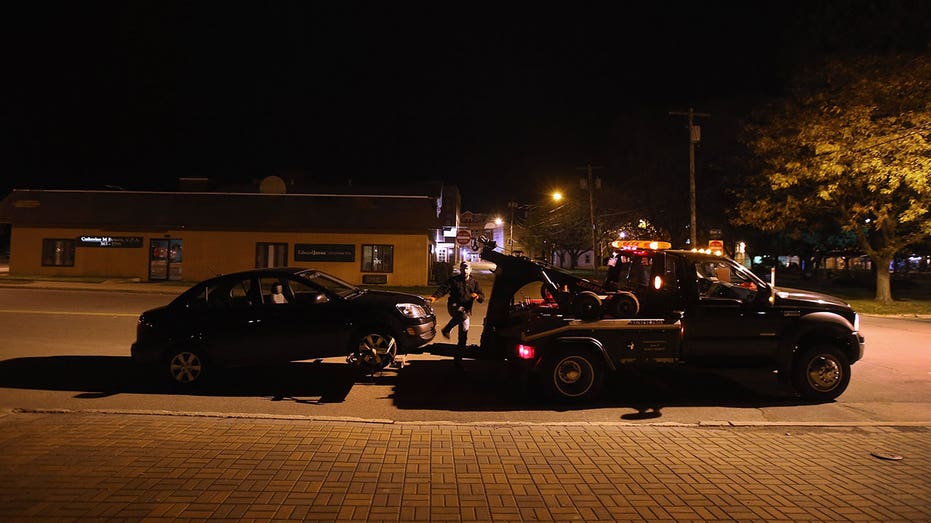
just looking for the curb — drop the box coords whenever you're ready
[8,408,931,429]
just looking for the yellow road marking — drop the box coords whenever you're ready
[0,309,138,318]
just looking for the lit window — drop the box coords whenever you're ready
[362,244,394,273]
[41,239,75,267]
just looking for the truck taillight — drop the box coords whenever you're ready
[517,344,535,359]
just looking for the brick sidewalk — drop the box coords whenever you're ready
[0,411,928,522]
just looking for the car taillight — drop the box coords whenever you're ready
[516,344,535,359]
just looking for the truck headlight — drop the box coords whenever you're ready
[396,303,430,319]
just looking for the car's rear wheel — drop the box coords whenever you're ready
[542,349,604,402]
[792,344,851,401]
[167,348,207,385]
[348,329,397,372]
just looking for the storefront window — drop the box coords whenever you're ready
[42,239,75,267]
[256,242,288,268]
[362,244,394,273]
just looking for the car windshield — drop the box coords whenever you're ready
[298,270,361,298]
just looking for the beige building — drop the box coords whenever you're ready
[0,184,460,286]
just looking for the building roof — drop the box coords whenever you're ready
[0,189,441,233]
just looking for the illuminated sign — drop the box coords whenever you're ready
[77,236,143,248]
[295,244,355,262]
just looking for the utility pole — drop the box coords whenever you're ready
[576,163,603,268]
[507,201,518,255]
[669,108,710,248]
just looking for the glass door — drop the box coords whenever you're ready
[150,239,183,281]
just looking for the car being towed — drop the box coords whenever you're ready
[131,268,436,384]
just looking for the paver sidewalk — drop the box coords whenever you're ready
[0,411,928,522]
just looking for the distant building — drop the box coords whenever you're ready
[0,180,461,286]
[458,211,505,263]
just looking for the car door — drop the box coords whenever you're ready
[195,275,281,366]
[259,275,352,360]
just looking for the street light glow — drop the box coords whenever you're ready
[552,191,563,202]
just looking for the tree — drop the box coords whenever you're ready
[523,195,591,268]
[734,53,931,303]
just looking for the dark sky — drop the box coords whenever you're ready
[5,2,930,210]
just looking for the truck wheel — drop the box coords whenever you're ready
[543,350,604,401]
[572,291,602,320]
[610,293,640,318]
[792,345,851,401]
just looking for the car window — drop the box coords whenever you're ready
[299,271,359,298]
[260,276,290,305]
[226,277,261,308]
[285,278,330,304]
[181,280,228,310]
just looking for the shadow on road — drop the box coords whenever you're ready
[0,356,357,403]
[0,355,813,415]
[390,359,807,413]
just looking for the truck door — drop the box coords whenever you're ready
[681,259,781,365]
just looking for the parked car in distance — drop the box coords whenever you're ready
[131,268,436,384]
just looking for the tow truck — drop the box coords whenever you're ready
[418,237,864,402]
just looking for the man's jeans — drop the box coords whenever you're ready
[444,306,470,347]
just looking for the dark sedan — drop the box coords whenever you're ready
[131,268,436,384]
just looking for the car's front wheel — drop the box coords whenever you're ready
[348,329,397,372]
[167,348,207,385]
[792,344,851,401]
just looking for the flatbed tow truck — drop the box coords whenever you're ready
[412,237,864,402]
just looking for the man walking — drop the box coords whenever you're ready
[428,261,484,367]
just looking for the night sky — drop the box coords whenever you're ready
[5,2,930,210]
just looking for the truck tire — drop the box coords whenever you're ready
[542,349,604,401]
[572,291,602,320]
[791,344,851,401]
[610,293,640,318]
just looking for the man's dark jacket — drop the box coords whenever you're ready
[432,274,484,313]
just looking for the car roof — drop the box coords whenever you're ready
[192,267,313,287]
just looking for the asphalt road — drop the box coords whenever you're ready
[0,284,929,426]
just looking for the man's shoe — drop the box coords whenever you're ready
[441,328,450,339]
